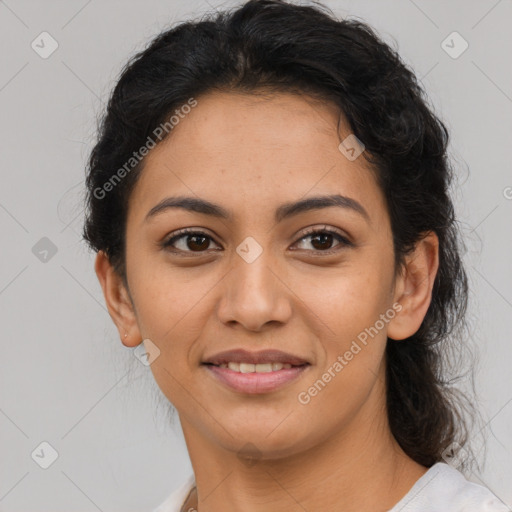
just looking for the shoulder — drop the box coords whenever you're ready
[152,473,196,512]
[390,462,510,512]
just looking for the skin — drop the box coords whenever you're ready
[95,90,439,512]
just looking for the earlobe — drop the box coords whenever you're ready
[94,250,142,347]
[387,232,439,341]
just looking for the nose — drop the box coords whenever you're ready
[216,250,293,332]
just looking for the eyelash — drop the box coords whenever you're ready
[161,225,353,256]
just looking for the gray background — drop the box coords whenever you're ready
[0,0,511,510]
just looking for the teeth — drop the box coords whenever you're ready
[239,363,255,373]
[256,363,273,373]
[220,362,294,373]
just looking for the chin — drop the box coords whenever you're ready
[211,420,320,461]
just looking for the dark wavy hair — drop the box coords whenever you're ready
[83,0,482,472]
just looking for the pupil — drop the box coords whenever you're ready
[188,235,209,251]
[312,233,332,250]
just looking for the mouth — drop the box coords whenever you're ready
[201,349,310,393]
[202,348,310,367]
[202,361,308,373]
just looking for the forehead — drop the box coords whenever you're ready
[169,90,344,158]
[128,91,384,226]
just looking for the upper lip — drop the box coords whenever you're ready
[202,349,310,366]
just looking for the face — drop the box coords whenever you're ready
[109,91,408,459]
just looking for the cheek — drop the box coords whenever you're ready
[131,253,216,327]
[127,255,223,384]
[293,259,392,340]
[291,266,391,423]
[290,256,393,405]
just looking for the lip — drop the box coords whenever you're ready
[202,348,309,366]
[203,364,309,394]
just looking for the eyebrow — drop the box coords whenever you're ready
[145,194,370,224]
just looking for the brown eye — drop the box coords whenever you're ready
[162,229,220,254]
[310,232,336,251]
[162,226,352,256]
[184,234,210,251]
[292,226,353,254]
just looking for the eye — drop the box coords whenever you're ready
[161,228,221,254]
[161,225,353,256]
[291,225,353,255]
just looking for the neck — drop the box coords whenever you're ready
[179,370,428,512]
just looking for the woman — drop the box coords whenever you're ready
[82,0,509,510]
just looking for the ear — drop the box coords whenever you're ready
[94,250,142,347]
[387,231,439,341]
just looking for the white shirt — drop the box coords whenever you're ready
[152,461,510,512]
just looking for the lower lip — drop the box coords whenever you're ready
[203,364,309,394]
